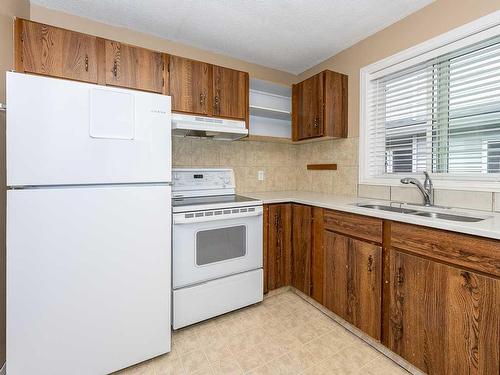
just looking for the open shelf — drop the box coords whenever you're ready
[249,79,292,140]
[249,105,290,121]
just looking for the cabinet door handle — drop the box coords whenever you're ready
[214,88,221,111]
[85,55,89,72]
[199,93,205,105]
[112,60,118,78]
[396,266,404,284]
[313,117,320,128]
[367,255,373,272]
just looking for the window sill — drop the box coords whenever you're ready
[360,177,500,193]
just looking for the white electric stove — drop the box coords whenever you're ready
[171,168,263,329]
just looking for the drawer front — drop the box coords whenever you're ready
[323,209,383,244]
[391,222,500,277]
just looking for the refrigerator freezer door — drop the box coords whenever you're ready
[6,72,171,186]
[7,185,171,375]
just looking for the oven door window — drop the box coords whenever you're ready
[196,225,247,266]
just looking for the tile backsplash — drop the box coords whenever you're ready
[173,137,500,212]
[172,137,359,196]
[172,137,296,193]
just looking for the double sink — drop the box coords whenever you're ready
[355,203,489,222]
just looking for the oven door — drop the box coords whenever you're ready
[172,206,263,289]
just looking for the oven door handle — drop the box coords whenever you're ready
[173,210,262,224]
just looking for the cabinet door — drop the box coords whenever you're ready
[263,205,269,294]
[291,204,312,295]
[169,56,210,115]
[105,40,164,93]
[389,250,500,375]
[310,207,324,303]
[292,73,323,141]
[16,19,98,83]
[267,204,292,290]
[324,71,348,138]
[324,231,382,340]
[212,66,247,119]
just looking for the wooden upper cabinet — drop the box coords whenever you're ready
[104,40,165,93]
[292,70,348,141]
[291,204,312,295]
[212,66,248,120]
[15,19,98,83]
[169,55,210,115]
[14,19,250,119]
[293,74,323,140]
[323,231,382,340]
[389,250,500,375]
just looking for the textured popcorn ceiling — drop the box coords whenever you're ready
[30,0,433,74]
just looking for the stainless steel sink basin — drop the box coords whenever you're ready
[356,204,418,214]
[356,202,488,222]
[411,211,485,222]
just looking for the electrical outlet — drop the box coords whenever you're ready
[258,170,265,181]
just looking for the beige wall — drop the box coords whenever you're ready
[29,5,296,86]
[0,0,30,366]
[298,0,500,138]
[2,0,500,368]
[29,1,500,206]
[294,0,500,209]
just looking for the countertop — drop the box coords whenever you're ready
[245,191,500,241]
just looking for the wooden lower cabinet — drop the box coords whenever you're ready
[267,204,292,290]
[323,230,382,340]
[310,207,324,303]
[389,250,500,375]
[263,205,500,373]
[291,204,312,295]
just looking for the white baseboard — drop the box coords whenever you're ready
[0,362,5,375]
[291,287,426,375]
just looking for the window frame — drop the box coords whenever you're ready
[359,10,500,192]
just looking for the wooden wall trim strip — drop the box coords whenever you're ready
[307,164,337,170]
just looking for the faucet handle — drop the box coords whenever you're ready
[390,201,408,210]
[423,171,432,191]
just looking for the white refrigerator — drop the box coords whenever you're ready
[6,72,172,375]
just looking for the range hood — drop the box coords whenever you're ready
[171,113,248,141]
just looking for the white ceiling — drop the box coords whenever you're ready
[31,0,434,74]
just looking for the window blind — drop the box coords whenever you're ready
[366,35,500,179]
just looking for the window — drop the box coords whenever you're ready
[361,16,500,190]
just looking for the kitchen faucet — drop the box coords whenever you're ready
[400,171,434,206]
